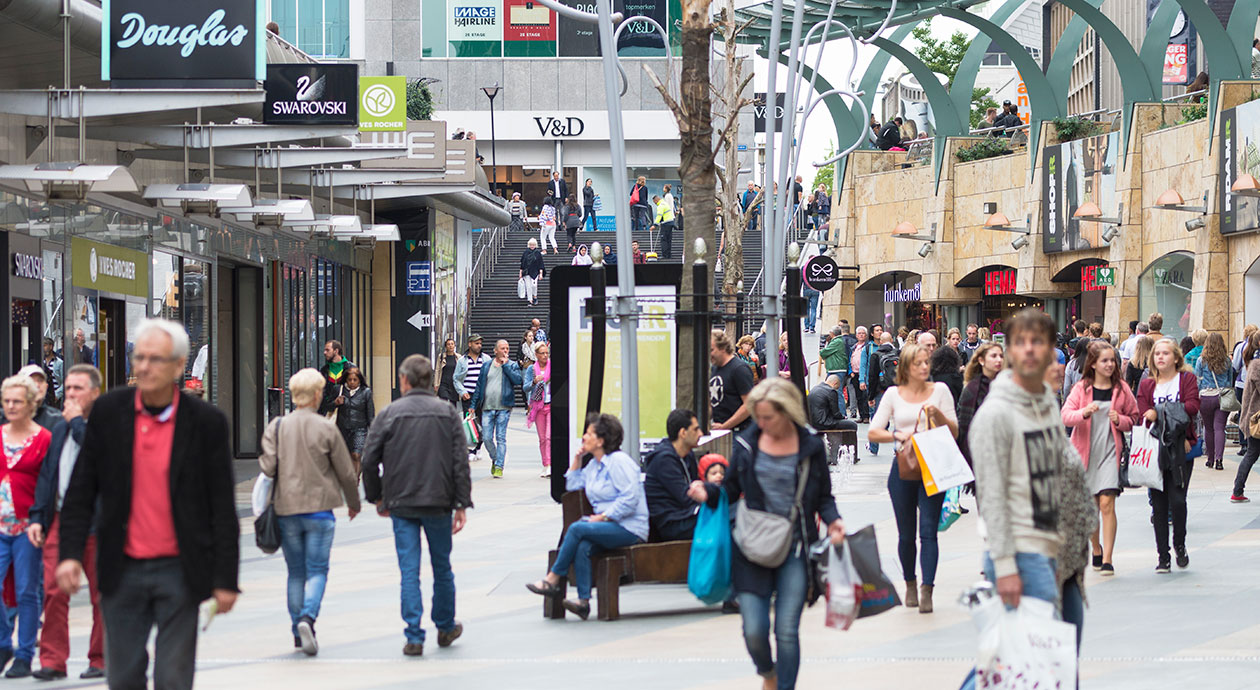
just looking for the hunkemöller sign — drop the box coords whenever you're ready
[883,282,921,302]
[102,0,264,87]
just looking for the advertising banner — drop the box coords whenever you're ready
[1041,131,1119,253]
[359,76,406,132]
[449,0,502,56]
[70,238,149,298]
[264,64,359,126]
[102,0,264,86]
[1219,99,1260,235]
[1146,0,1197,86]
[504,0,556,56]
[558,0,667,56]
[754,93,786,133]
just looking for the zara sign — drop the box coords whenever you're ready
[102,0,264,87]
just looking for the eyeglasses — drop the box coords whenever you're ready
[130,354,180,366]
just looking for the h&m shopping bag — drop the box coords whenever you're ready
[974,597,1077,690]
[462,411,481,448]
[913,425,976,496]
[688,491,732,605]
[1127,423,1163,491]
[845,525,901,618]
[824,543,862,630]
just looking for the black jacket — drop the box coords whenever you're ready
[548,178,568,203]
[335,386,375,437]
[868,343,896,395]
[362,388,472,512]
[582,185,595,206]
[318,358,356,416]
[34,405,61,432]
[807,384,846,430]
[642,440,699,536]
[704,424,841,597]
[29,416,85,530]
[630,183,651,209]
[877,121,901,150]
[956,375,993,468]
[59,388,239,599]
[521,248,545,279]
[560,203,583,230]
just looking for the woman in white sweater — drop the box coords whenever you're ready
[867,342,958,614]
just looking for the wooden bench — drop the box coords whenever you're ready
[545,491,692,621]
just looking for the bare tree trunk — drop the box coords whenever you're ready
[718,0,745,331]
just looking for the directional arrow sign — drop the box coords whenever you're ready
[407,310,431,331]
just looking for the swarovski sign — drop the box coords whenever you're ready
[103,0,264,87]
[265,64,359,126]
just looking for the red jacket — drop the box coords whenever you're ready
[0,425,51,521]
[1062,379,1140,469]
[1136,371,1200,444]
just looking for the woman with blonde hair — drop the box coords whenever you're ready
[1194,332,1235,471]
[1185,328,1209,369]
[685,378,843,690]
[260,368,361,655]
[1125,335,1154,393]
[867,342,958,613]
[977,326,991,343]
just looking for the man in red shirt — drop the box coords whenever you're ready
[56,319,239,690]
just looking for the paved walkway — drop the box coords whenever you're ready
[46,415,1260,689]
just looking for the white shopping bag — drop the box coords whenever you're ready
[912,425,975,496]
[517,277,527,300]
[824,544,861,631]
[1127,423,1163,491]
[250,474,273,517]
[975,597,1077,690]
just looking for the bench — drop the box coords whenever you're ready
[544,491,692,621]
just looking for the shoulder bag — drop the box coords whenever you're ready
[733,444,811,569]
[896,407,932,481]
[1209,369,1240,412]
[254,416,284,554]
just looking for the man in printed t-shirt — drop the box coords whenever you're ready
[708,330,755,432]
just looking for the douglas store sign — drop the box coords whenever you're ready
[265,64,359,126]
[101,0,264,87]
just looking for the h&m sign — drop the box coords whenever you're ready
[102,0,264,87]
[984,269,1017,296]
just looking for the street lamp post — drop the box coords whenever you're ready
[481,83,501,193]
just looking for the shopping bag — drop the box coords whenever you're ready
[1127,423,1163,491]
[824,543,862,630]
[250,474,273,517]
[912,425,975,496]
[462,411,481,448]
[938,486,964,532]
[845,525,901,617]
[517,277,527,299]
[974,597,1077,690]
[688,491,732,605]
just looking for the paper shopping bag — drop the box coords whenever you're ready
[975,597,1077,689]
[1127,423,1163,491]
[845,525,901,618]
[912,425,975,496]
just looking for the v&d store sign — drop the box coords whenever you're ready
[359,76,405,132]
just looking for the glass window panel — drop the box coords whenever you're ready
[183,259,211,394]
[236,269,262,456]
[326,0,349,57]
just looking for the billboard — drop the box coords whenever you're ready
[1219,99,1260,235]
[1146,0,1197,86]
[504,0,556,56]
[1042,131,1119,253]
[264,64,359,126]
[556,0,674,56]
[359,76,406,132]
[102,0,264,87]
[448,0,501,56]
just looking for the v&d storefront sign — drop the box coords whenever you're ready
[71,238,149,299]
[101,0,264,87]
[265,64,359,126]
[359,76,406,132]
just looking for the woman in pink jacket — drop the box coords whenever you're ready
[1062,341,1139,576]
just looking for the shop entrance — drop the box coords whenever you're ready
[10,299,39,373]
[218,264,264,458]
[98,297,127,391]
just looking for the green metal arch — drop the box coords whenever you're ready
[870,35,966,187]
[1139,1,1184,92]
[1227,0,1260,69]
[1170,0,1245,79]
[857,23,917,139]
[950,0,1034,128]
[1053,0,1160,104]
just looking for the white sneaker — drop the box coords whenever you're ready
[541,469,551,478]
[468,451,478,463]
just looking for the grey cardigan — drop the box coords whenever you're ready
[260,407,362,516]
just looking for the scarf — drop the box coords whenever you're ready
[525,359,552,429]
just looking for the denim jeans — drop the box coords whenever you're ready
[737,549,808,690]
[1236,432,1260,496]
[0,532,40,660]
[803,291,819,332]
[482,408,512,471]
[549,519,641,600]
[887,463,946,586]
[277,515,336,634]
[391,514,456,645]
[1060,578,1084,654]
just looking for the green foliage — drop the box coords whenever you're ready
[910,19,971,86]
[971,87,999,130]
[1050,117,1103,142]
[812,141,835,193]
[1178,103,1208,124]
[405,80,434,121]
[955,138,1011,163]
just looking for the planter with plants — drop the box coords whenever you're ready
[1050,117,1104,143]
[955,138,1011,163]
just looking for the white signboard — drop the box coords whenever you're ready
[449,0,501,42]
[434,110,681,141]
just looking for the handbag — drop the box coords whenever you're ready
[688,491,732,605]
[1250,408,1260,438]
[1208,369,1241,412]
[517,277,527,300]
[462,411,481,447]
[913,425,975,495]
[732,450,810,569]
[254,416,284,554]
[974,597,1077,689]
[895,408,930,481]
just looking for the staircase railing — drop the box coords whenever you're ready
[469,226,507,309]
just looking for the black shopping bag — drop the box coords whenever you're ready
[846,525,901,618]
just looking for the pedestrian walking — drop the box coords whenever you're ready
[808,375,858,466]
[318,340,355,417]
[817,326,850,392]
[1061,337,1090,401]
[561,195,583,253]
[644,410,702,541]
[16,365,62,431]
[436,339,461,406]
[847,327,877,422]
[259,368,361,656]
[538,198,559,255]
[40,338,63,408]
[865,332,899,457]
[56,319,240,690]
[956,342,1003,474]
[507,192,527,233]
[1185,329,1208,369]
[27,364,105,681]
[867,342,958,613]
[1232,325,1257,457]
[686,379,845,690]
[571,244,593,266]
[470,340,523,478]
[1194,333,1234,471]
[333,366,374,479]
[630,176,651,232]
[527,413,647,620]
[0,375,52,678]
[523,342,552,478]
[801,280,819,334]
[929,345,964,404]
[547,170,568,204]
[1062,341,1139,576]
[1233,331,1260,501]
[519,329,538,372]
[741,181,760,232]
[455,335,491,461]
[362,354,470,657]
[582,179,597,232]
[736,336,761,381]
[520,238,545,307]
[1125,335,1154,393]
[1136,338,1200,573]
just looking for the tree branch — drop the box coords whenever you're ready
[643,66,684,121]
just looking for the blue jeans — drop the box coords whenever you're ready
[277,515,335,634]
[737,549,808,690]
[549,519,641,600]
[0,533,40,660]
[1061,578,1084,654]
[868,391,885,454]
[482,408,511,471]
[803,291,819,331]
[392,514,456,645]
[960,552,1062,690]
[887,463,947,586]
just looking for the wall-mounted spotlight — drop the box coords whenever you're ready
[1011,235,1030,250]
[1185,217,1206,232]
[917,242,933,258]
[1101,225,1121,243]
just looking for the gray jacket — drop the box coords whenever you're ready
[362,388,472,512]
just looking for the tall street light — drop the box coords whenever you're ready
[481,83,501,193]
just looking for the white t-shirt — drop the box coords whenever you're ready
[870,381,957,437]
[1118,334,1138,362]
[1152,377,1181,405]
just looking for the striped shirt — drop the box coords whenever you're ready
[464,355,485,393]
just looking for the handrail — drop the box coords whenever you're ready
[1164,89,1207,103]
[468,226,506,309]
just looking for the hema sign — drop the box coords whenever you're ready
[101,0,265,87]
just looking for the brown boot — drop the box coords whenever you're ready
[919,584,934,614]
[904,579,918,608]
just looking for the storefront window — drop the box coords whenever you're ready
[273,0,350,58]
[1138,252,1195,342]
[184,259,211,394]
[433,212,457,350]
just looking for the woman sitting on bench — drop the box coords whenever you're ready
[526,413,648,620]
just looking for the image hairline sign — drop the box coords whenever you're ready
[100,0,265,86]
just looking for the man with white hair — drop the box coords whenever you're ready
[520,238,545,307]
[56,319,239,690]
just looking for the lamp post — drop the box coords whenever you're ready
[481,83,501,193]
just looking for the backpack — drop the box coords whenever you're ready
[875,350,899,395]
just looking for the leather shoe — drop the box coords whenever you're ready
[31,667,66,681]
[80,667,105,680]
[6,658,31,678]
[403,642,424,657]
[437,621,463,648]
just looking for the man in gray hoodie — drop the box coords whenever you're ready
[969,308,1087,609]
